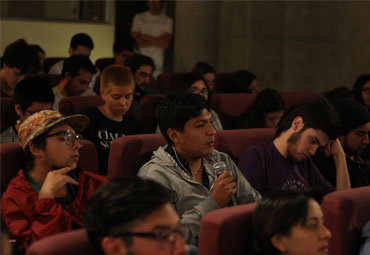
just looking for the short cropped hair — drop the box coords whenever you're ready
[70,33,94,50]
[100,65,135,95]
[13,77,54,114]
[353,74,370,106]
[253,189,323,255]
[275,97,341,140]
[2,39,39,75]
[113,37,135,54]
[156,93,208,144]
[61,55,96,78]
[125,54,155,74]
[84,177,171,253]
[192,62,215,75]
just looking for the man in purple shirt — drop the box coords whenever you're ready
[238,97,351,196]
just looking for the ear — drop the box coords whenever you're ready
[14,104,23,117]
[271,234,288,253]
[29,141,43,157]
[167,128,180,145]
[68,47,74,55]
[102,237,128,255]
[64,71,72,81]
[291,116,304,131]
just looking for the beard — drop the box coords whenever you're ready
[286,128,305,163]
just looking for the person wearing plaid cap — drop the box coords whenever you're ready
[1,110,106,253]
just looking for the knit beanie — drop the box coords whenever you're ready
[333,99,370,135]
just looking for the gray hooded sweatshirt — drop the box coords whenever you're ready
[138,145,261,245]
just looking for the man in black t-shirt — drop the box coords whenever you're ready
[81,65,141,175]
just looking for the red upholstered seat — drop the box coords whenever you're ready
[155,72,182,94]
[26,229,98,255]
[1,97,17,132]
[1,140,99,194]
[281,90,317,108]
[95,57,114,73]
[107,133,167,178]
[198,203,257,255]
[321,187,370,255]
[139,94,164,133]
[215,128,275,163]
[58,95,104,116]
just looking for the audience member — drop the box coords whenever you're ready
[30,44,46,74]
[48,33,98,90]
[237,88,285,129]
[353,74,370,111]
[1,110,106,252]
[138,93,261,245]
[0,39,39,97]
[84,177,187,255]
[313,99,370,188]
[238,97,350,196]
[81,65,141,175]
[253,188,331,255]
[125,54,157,117]
[231,69,259,93]
[0,77,54,144]
[176,72,223,130]
[113,37,135,66]
[131,0,173,77]
[192,62,216,92]
[53,55,97,111]
[322,86,352,103]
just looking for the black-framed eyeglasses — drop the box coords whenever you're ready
[138,72,152,78]
[46,130,83,147]
[362,87,370,94]
[111,225,188,249]
[190,87,208,95]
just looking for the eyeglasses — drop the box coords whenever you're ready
[139,72,152,78]
[190,88,208,95]
[46,130,83,147]
[112,225,188,249]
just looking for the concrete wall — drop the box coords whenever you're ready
[1,20,114,63]
[174,1,370,93]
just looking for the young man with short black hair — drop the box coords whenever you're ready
[138,93,261,245]
[84,177,187,255]
[238,97,351,196]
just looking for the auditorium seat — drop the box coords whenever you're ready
[1,97,17,132]
[58,95,104,116]
[95,57,114,73]
[213,72,234,93]
[1,140,99,193]
[35,74,63,87]
[198,203,257,255]
[139,94,164,133]
[321,186,370,255]
[155,72,182,94]
[215,129,275,163]
[281,90,317,109]
[43,57,66,74]
[107,133,166,179]
[26,229,98,255]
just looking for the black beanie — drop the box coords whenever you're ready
[333,99,370,135]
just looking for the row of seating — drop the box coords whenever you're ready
[0,129,276,192]
[25,186,370,255]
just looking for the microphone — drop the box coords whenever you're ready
[212,162,237,207]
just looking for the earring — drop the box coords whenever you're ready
[16,120,20,124]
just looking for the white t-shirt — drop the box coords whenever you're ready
[131,11,173,73]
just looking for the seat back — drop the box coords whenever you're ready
[210,93,256,129]
[1,140,99,193]
[215,129,275,163]
[139,94,164,133]
[35,74,63,87]
[1,97,17,132]
[321,187,370,255]
[107,133,167,178]
[58,96,104,116]
[155,72,182,94]
[43,57,66,74]
[95,58,114,73]
[198,203,257,255]
[281,90,317,109]
[26,229,99,255]
[214,72,234,93]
